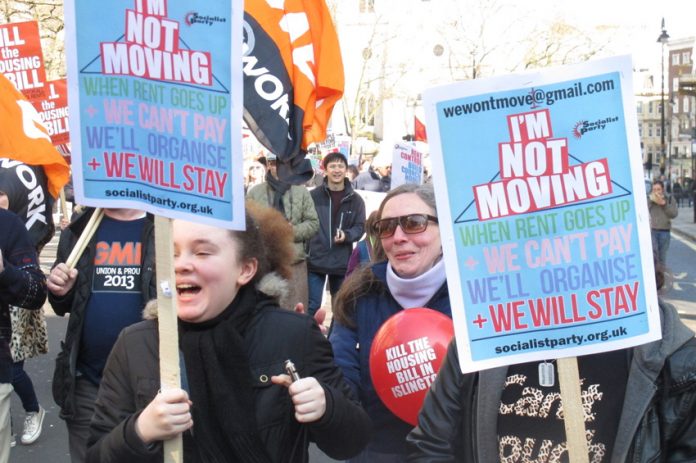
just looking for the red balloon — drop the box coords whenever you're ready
[369,308,454,426]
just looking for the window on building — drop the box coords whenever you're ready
[674,98,679,113]
[657,127,661,137]
[672,53,680,66]
[359,0,375,13]
[648,124,653,136]
[648,101,653,113]
[673,77,680,93]
[684,96,690,113]
[637,103,642,113]
[683,52,691,64]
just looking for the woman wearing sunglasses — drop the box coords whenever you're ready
[330,183,451,462]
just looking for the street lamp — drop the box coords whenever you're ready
[657,18,670,179]
[668,94,676,181]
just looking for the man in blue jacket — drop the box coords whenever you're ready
[307,152,366,316]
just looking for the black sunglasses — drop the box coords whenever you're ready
[372,214,438,238]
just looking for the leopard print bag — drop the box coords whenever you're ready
[9,305,49,362]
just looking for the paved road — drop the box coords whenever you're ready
[660,233,696,333]
[10,314,70,461]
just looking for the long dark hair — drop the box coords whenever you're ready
[364,210,386,263]
[333,183,438,326]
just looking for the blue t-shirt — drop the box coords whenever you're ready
[78,216,146,384]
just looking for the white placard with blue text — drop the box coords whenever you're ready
[424,55,660,373]
[65,0,244,229]
[391,142,424,189]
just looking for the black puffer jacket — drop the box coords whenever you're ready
[307,179,366,275]
[86,281,371,462]
[0,209,46,329]
[0,209,46,382]
[49,208,156,419]
[407,301,696,462]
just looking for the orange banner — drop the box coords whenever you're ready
[0,20,48,101]
[243,0,343,181]
[297,0,344,149]
[0,73,70,198]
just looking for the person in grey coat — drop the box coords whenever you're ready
[648,179,678,266]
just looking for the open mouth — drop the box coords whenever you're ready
[176,284,201,296]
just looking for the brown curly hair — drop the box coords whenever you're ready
[231,201,294,283]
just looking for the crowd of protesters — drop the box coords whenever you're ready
[2,149,696,463]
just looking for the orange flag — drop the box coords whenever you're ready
[0,73,69,198]
[244,0,344,183]
[414,116,428,142]
[299,0,344,149]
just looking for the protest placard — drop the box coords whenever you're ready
[356,189,386,218]
[32,78,70,146]
[0,20,48,101]
[390,141,424,188]
[64,2,243,460]
[335,134,352,158]
[423,55,660,374]
[65,0,244,229]
[47,80,69,146]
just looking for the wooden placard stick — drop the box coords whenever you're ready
[65,208,104,269]
[59,188,69,223]
[558,357,589,463]
[154,215,183,462]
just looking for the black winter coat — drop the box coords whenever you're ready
[49,209,157,419]
[86,293,372,463]
[407,301,696,462]
[307,179,366,275]
[0,208,46,329]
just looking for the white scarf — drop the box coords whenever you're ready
[386,257,447,309]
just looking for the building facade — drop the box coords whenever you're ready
[668,37,696,184]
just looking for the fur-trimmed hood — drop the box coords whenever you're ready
[142,272,289,320]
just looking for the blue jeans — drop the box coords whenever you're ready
[12,361,39,413]
[307,272,344,316]
[651,229,671,266]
